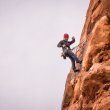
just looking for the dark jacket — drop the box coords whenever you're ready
[57,39,75,49]
[57,38,75,55]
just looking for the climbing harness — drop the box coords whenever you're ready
[61,52,66,59]
[61,39,87,60]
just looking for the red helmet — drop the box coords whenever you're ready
[64,33,69,39]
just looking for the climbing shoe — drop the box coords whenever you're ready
[79,60,82,64]
[74,69,80,72]
[77,60,82,64]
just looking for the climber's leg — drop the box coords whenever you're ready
[67,50,81,63]
[68,56,76,70]
[67,55,79,72]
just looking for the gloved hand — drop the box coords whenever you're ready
[72,36,75,40]
[72,36,75,42]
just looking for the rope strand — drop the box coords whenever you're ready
[71,39,87,51]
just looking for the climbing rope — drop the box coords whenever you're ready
[71,39,87,54]
[70,39,87,71]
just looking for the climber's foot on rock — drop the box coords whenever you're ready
[77,60,82,64]
[74,69,80,72]
[79,60,82,64]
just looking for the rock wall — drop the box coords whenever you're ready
[62,0,110,110]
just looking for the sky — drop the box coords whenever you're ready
[0,0,89,110]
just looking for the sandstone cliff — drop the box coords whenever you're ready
[62,0,110,110]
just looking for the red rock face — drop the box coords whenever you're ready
[62,0,110,110]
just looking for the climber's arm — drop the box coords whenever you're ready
[68,37,75,45]
[57,41,63,47]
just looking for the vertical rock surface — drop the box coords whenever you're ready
[62,0,110,110]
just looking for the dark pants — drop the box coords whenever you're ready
[66,49,80,70]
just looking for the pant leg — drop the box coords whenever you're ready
[67,50,80,63]
[68,55,76,70]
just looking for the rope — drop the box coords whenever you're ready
[71,39,87,59]
[71,39,87,51]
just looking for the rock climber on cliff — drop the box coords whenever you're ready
[57,33,82,72]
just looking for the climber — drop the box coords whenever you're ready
[57,33,82,72]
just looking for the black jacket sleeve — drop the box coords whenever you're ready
[57,41,63,47]
[68,38,75,45]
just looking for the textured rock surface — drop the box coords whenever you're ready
[62,0,110,110]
